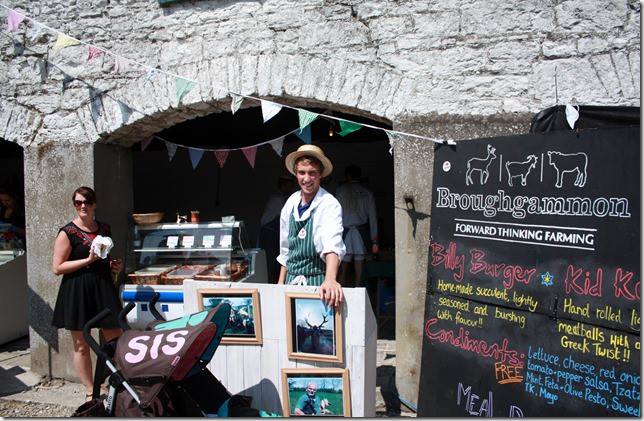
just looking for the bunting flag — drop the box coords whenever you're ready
[118,100,133,125]
[214,150,229,168]
[13,41,24,56]
[296,125,312,144]
[338,120,362,137]
[231,94,243,114]
[52,33,79,53]
[175,77,195,103]
[140,136,153,151]
[261,100,282,123]
[144,68,159,86]
[188,148,204,169]
[565,104,580,129]
[29,22,45,42]
[165,141,178,161]
[87,46,103,61]
[270,136,285,156]
[298,109,318,131]
[242,146,257,168]
[89,87,103,122]
[113,57,127,73]
[7,9,25,31]
[385,130,400,156]
[61,73,75,92]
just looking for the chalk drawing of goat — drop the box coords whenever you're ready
[505,154,538,187]
[466,144,497,186]
[547,151,588,188]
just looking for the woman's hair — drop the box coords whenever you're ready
[72,186,97,204]
[294,156,324,174]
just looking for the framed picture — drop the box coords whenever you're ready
[285,292,343,363]
[281,368,351,417]
[197,288,262,345]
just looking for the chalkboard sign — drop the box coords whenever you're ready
[418,127,640,417]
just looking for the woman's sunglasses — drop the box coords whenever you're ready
[73,200,94,208]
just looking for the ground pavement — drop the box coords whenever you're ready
[0,336,414,417]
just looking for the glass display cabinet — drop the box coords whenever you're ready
[127,220,267,285]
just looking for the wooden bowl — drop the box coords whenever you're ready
[132,212,164,225]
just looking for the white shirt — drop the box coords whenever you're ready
[277,187,346,267]
[335,181,378,240]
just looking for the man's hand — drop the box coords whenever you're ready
[110,258,123,275]
[319,278,343,308]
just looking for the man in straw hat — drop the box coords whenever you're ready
[277,144,346,307]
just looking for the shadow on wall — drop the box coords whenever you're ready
[28,285,58,352]
[377,364,402,416]
[237,378,282,415]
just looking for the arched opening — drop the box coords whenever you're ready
[128,103,395,336]
[0,138,28,345]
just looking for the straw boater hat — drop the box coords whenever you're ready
[285,145,333,178]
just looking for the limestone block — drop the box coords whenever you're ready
[297,21,370,52]
[589,53,624,98]
[368,16,414,43]
[531,58,608,106]
[38,112,87,144]
[19,93,60,115]
[355,2,391,19]
[336,62,367,107]
[577,37,610,55]
[283,55,305,98]
[628,51,640,94]
[542,40,578,58]
[412,11,461,38]
[324,60,349,104]
[313,58,336,102]
[227,55,242,94]
[300,57,328,100]
[274,30,300,54]
[75,105,100,144]
[461,0,555,35]
[357,66,385,112]
[196,60,213,102]
[555,0,627,33]
[370,72,402,115]
[209,57,230,98]
[240,55,259,95]
[2,103,42,146]
[256,55,273,97]
[611,51,637,98]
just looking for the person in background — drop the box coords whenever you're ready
[257,175,296,283]
[277,145,345,308]
[0,187,26,245]
[51,186,123,401]
[335,165,379,287]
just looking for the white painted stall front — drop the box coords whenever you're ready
[183,280,377,417]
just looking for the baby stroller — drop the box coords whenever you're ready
[74,293,268,417]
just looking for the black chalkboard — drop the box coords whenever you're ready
[418,127,641,417]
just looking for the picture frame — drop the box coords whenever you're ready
[281,368,351,417]
[285,292,343,363]
[197,288,262,345]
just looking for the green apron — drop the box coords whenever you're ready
[285,209,326,286]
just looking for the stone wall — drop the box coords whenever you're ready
[0,0,639,408]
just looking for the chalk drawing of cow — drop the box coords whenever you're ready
[466,144,496,186]
[547,151,588,188]
[505,155,538,187]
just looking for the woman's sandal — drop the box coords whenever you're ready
[85,392,94,402]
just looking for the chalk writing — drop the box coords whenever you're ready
[431,241,464,281]
[456,383,494,417]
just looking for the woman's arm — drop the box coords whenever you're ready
[52,231,99,275]
[277,265,287,284]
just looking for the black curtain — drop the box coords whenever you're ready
[530,105,640,133]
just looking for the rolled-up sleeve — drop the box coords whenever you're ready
[276,202,290,267]
[317,198,346,263]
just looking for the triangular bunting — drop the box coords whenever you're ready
[144,68,159,86]
[118,101,133,125]
[261,100,282,123]
[87,46,103,61]
[29,22,45,42]
[270,136,285,156]
[140,137,153,151]
[385,130,401,156]
[295,125,312,144]
[175,77,196,104]
[338,120,363,137]
[231,94,243,114]
[242,147,258,168]
[88,87,104,122]
[188,148,204,169]
[113,57,127,73]
[61,73,75,92]
[214,150,229,168]
[298,109,318,131]
[7,10,25,32]
[52,33,79,53]
[165,141,178,161]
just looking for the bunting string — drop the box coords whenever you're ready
[0,3,456,147]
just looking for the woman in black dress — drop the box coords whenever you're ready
[51,186,123,400]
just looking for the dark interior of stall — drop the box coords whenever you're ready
[131,106,396,338]
[0,138,25,250]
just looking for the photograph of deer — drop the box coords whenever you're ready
[285,292,344,363]
[197,288,263,345]
[465,144,497,186]
[281,368,351,417]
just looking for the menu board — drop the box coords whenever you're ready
[418,127,640,417]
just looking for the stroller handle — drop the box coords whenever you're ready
[148,292,166,321]
[83,308,112,359]
[118,302,136,330]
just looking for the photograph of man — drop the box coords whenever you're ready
[293,383,319,416]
